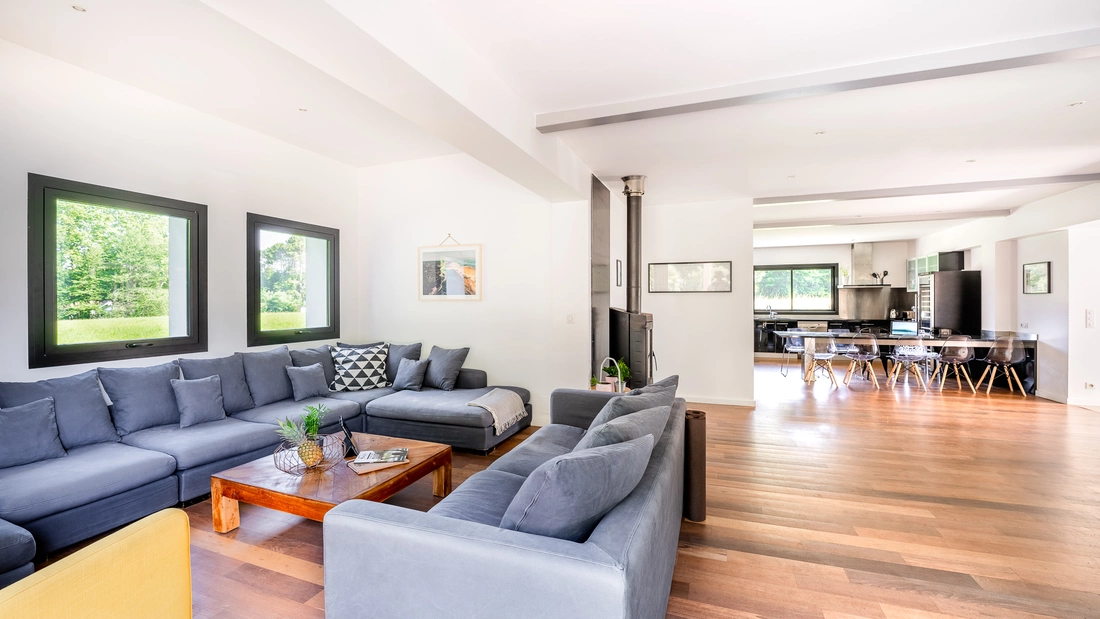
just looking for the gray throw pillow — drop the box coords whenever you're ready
[588,391,675,431]
[500,435,655,542]
[423,346,469,391]
[573,405,670,452]
[392,358,429,392]
[290,345,337,386]
[287,363,331,401]
[179,354,255,413]
[0,397,67,469]
[0,370,118,448]
[171,376,227,428]
[240,346,294,406]
[386,343,423,385]
[98,361,182,436]
[628,375,679,396]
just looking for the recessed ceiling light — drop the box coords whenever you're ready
[1068,101,1085,107]
[71,5,86,11]
[787,175,796,179]
[965,159,977,163]
[814,131,826,135]
[298,108,308,112]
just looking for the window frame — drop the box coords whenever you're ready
[753,263,838,314]
[246,213,340,347]
[27,173,208,368]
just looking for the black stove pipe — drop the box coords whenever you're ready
[622,175,645,314]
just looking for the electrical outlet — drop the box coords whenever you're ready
[1087,309,1096,329]
[1019,322,1029,329]
[566,314,575,324]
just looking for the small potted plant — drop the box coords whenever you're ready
[840,266,849,285]
[276,404,328,467]
[602,358,631,392]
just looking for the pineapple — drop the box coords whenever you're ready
[276,404,328,467]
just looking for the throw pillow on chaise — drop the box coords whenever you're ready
[391,358,430,392]
[587,391,675,431]
[423,346,469,391]
[331,344,389,391]
[573,405,671,452]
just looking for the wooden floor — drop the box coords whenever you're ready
[180,362,1100,618]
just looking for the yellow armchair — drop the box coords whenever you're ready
[0,509,192,619]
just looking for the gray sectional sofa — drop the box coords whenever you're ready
[323,380,685,619]
[0,342,529,588]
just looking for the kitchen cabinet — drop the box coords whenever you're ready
[907,251,964,291]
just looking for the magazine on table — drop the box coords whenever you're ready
[347,448,410,474]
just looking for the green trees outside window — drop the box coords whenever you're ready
[754,265,836,312]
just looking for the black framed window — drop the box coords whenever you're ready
[28,174,207,368]
[753,264,837,313]
[246,213,339,346]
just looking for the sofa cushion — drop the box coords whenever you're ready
[178,354,255,413]
[385,343,423,385]
[326,388,395,411]
[0,370,118,449]
[428,469,527,526]
[423,346,469,391]
[392,358,429,392]
[487,424,585,477]
[500,435,654,542]
[98,361,181,436]
[331,344,389,392]
[240,346,294,406]
[365,388,509,428]
[0,442,176,524]
[588,391,674,431]
[0,519,35,574]
[0,398,67,469]
[574,405,671,452]
[121,418,279,470]
[231,397,359,428]
[290,345,337,387]
[628,375,679,396]
[171,376,227,428]
[287,364,330,401]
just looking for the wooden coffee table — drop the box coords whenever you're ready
[210,433,452,533]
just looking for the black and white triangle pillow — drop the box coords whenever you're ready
[331,344,389,391]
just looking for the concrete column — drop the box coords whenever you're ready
[304,237,330,328]
[168,216,189,337]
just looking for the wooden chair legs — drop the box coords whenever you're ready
[843,359,880,389]
[975,364,1027,396]
[888,361,927,390]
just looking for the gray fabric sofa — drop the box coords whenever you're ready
[323,387,685,619]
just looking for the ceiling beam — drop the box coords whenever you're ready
[752,173,1100,207]
[536,29,1100,133]
[754,209,1012,229]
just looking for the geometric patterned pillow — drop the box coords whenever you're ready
[330,344,389,391]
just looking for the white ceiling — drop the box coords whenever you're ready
[0,0,456,167]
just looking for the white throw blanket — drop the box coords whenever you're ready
[467,388,526,436]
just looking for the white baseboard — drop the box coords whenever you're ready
[680,395,756,408]
[1035,390,1068,404]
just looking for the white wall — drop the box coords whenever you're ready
[1016,232,1068,403]
[753,241,908,287]
[1067,224,1100,407]
[0,40,360,381]
[356,153,590,424]
[644,199,755,406]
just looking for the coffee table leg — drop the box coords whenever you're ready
[211,478,240,533]
[432,460,452,498]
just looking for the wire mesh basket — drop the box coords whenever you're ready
[273,434,345,476]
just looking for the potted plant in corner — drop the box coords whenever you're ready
[276,404,328,467]
[602,358,632,392]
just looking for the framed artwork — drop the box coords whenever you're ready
[419,244,482,301]
[616,260,623,287]
[649,261,732,293]
[1022,261,1050,294]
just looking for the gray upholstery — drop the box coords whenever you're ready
[287,364,330,401]
[548,389,618,429]
[327,387,395,411]
[427,469,526,526]
[290,345,336,386]
[423,346,469,391]
[121,417,281,470]
[231,396,359,428]
[628,375,679,395]
[589,391,675,430]
[0,398,67,469]
[0,518,35,575]
[174,443,276,502]
[0,442,176,524]
[98,361,182,436]
[171,376,227,428]
[366,406,531,452]
[386,343,423,385]
[455,369,488,390]
[240,345,294,406]
[179,354,255,413]
[488,424,584,476]
[0,370,118,449]
[500,435,654,542]
[573,405,671,452]
[392,358,429,391]
[366,387,528,428]
[323,391,686,619]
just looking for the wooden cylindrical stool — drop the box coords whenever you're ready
[683,409,707,522]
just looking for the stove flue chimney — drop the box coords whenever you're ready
[622,175,646,314]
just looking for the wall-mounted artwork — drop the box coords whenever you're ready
[419,244,482,301]
[1022,261,1050,294]
[616,260,623,287]
[649,261,732,293]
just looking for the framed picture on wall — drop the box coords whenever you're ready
[649,261,732,293]
[419,244,482,301]
[1022,261,1050,294]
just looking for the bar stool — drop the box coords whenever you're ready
[843,334,880,388]
[929,335,976,393]
[975,336,1027,395]
[805,335,841,387]
[887,342,929,390]
[781,328,806,377]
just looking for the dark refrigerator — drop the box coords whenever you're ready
[918,271,981,336]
